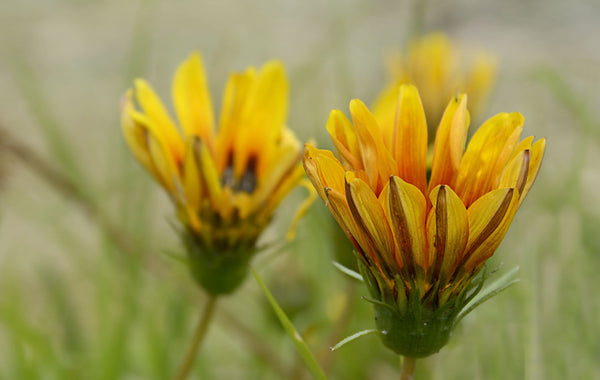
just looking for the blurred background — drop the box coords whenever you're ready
[0,0,599,379]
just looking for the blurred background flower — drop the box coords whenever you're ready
[372,33,497,141]
[121,54,308,295]
[0,0,599,379]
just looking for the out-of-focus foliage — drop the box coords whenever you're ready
[0,1,599,379]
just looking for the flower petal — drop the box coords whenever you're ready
[134,78,184,160]
[383,176,428,273]
[303,144,345,201]
[392,84,428,193]
[326,109,363,170]
[346,173,398,272]
[217,67,256,171]
[182,137,202,210]
[428,93,469,191]
[455,112,524,206]
[462,187,520,272]
[349,99,396,194]
[426,185,469,283]
[172,52,215,145]
[121,89,154,174]
[234,61,289,179]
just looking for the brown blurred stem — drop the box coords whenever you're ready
[400,357,417,380]
[1,128,136,256]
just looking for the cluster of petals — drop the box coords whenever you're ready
[304,85,545,294]
[121,53,304,246]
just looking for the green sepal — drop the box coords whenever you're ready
[331,329,382,351]
[182,229,256,295]
[333,261,364,282]
[357,254,521,358]
[454,266,520,327]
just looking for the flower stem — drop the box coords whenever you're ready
[172,295,218,380]
[400,356,417,380]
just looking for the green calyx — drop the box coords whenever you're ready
[356,253,520,358]
[183,229,257,295]
[372,298,455,357]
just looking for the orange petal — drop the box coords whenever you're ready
[392,84,428,193]
[429,93,469,191]
[326,109,363,170]
[522,138,546,202]
[426,185,469,282]
[172,52,215,146]
[345,173,398,272]
[455,112,524,206]
[325,187,373,260]
[372,83,400,148]
[349,99,396,194]
[303,144,342,202]
[383,176,428,273]
[462,187,520,272]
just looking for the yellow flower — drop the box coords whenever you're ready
[373,33,497,139]
[121,53,311,294]
[304,84,545,357]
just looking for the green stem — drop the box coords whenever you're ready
[172,296,218,380]
[400,357,417,380]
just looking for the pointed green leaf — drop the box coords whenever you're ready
[333,261,364,281]
[331,329,382,351]
[455,266,520,326]
[252,268,328,380]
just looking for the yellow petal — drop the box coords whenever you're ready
[134,79,184,160]
[234,61,289,179]
[462,187,520,272]
[522,138,546,202]
[251,131,301,214]
[392,84,428,193]
[146,127,181,197]
[345,174,398,272]
[371,83,400,148]
[426,185,469,282]
[303,144,328,202]
[182,137,202,210]
[383,176,428,272]
[455,112,524,206]
[325,187,372,258]
[217,67,256,171]
[121,90,154,174]
[326,109,363,170]
[349,99,396,194]
[429,93,469,191]
[499,149,530,196]
[172,52,215,146]
[195,138,223,209]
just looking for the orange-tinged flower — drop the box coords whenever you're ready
[304,84,545,357]
[121,53,311,294]
[373,33,497,140]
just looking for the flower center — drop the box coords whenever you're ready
[221,153,258,193]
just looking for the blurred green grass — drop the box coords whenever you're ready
[1,0,600,379]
